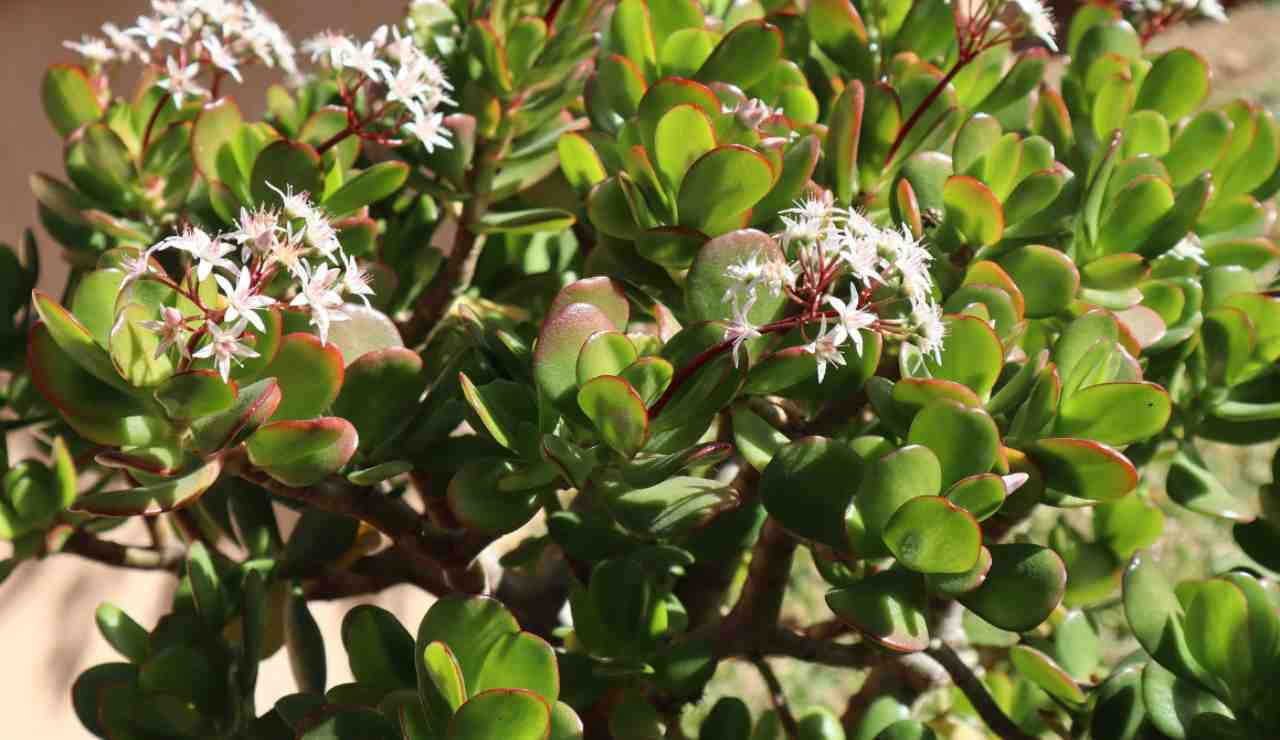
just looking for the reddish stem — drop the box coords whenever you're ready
[883,59,969,166]
[141,92,172,152]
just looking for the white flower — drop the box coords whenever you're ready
[102,23,149,62]
[193,319,259,382]
[139,306,190,359]
[267,182,315,220]
[839,229,885,286]
[1196,0,1228,21]
[119,249,158,289]
[886,227,934,308]
[406,111,452,153]
[267,223,309,276]
[911,302,947,363]
[302,30,350,66]
[228,205,281,258]
[826,287,877,356]
[726,290,762,367]
[339,39,391,79]
[1013,0,1057,51]
[726,251,793,299]
[128,14,182,48]
[341,253,376,308]
[804,316,847,384]
[201,34,242,82]
[303,211,342,260]
[290,260,349,345]
[783,192,835,225]
[215,266,275,332]
[158,56,208,108]
[732,98,773,130]
[64,35,116,64]
[164,226,235,281]
[1167,234,1209,266]
[405,111,452,152]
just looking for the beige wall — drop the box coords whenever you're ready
[0,2,420,736]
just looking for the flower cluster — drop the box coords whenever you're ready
[1124,0,1228,35]
[302,24,454,153]
[723,193,947,383]
[949,0,1058,55]
[64,1,297,104]
[121,183,373,381]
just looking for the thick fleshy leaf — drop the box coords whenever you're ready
[686,229,787,324]
[944,474,1006,521]
[1141,661,1230,740]
[653,104,715,192]
[446,460,541,534]
[1097,176,1175,256]
[1182,578,1251,696]
[1010,645,1086,706]
[941,176,1003,247]
[264,333,345,421]
[925,545,992,598]
[677,146,774,234]
[154,371,236,421]
[806,0,873,79]
[42,65,103,137]
[825,81,864,205]
[1056,382,1172,446]
[637,78,721,155]
[477,208,576,235]
[609,475,736,537]
[95,603,150,663]
[191,97,245,180]
[246,418,358,487]
[72,458,222,516]
[1163,110,1233,187]
[548,277,630,331]
[32,289,130,390]
[883,496,981,574]
[332,347,424,453]
[250,139,323,207]
[694,19,782,89]
[578,375,649,458]
[109,302,178,387]
[534,302,616,409]
[28,323,160,447]
[298,707,402,739]
[323,161,409,216]
[826,569,929,653]
[471,629,559,702]
[852,445,942,557]
[1027,438,1137,501]
[921,315,1004,399]
[1165,450,1254,522]
[999,245,1079,318]
[761,436,863,548]
[1094,492,1164,559]
[1123,551,1207,685]
[907,401,999,488]
[191,377,281,452]
[576,331,638,385]
[960,543,1067,632]
[342,605,417,692]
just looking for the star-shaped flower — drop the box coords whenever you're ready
[139,306,190,359]
[290,260,348,345]
[215,266,276,333]
[193,319,259,382]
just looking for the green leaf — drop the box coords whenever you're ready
[609,476,736,537]
[264,333,345,421]
[998,245,1079,318]
[826,569,929,652]
[944,474,1006,521]
[686,229,787,324]
[1027,437,1137,501]
[851,696,910,740]
[477,208,576,235]
[417,596,520,712]
[806,0,873,79]
[883,496,981,574]
[921,315,1004,399]
[1010,645,1086,706]
[578,375,649,457]
[285,587,327,695]
[941,176,1003,247]
[187,540,227,628]
[32,289,131,391]
[1056,382,1172,445]
[191,377,282,453]
[558,132,607,193]
[1097,176,1175,256]
[534,301,617,409]
[549,277,631,331]
[332,347,425,453]
[611,0,658,80]
[342,605,417,692]
[1141,661,1229,740]
[422,641,466,720]
[824,81,864,205]
[1166,450,1254,522]
[472,629,559,701]
[1163,110,1233,187]
[155,370,237,421]
[850,444,942,558]
[873,720,937,740]
[960,543,1067,632]
[907,401,999,488]
[72,663,138,736]
[42,65,103,137]
[109,302,178,388]
[72,458,222,516]
[654,104,716,192]
[250,139,323,207]
[95,603,150,663]
[192,97,245,180]
[1182,578,1252,697]
[761,436,863,548]
[677,146,775,234]
[1094,493,1164,559]
[298,706,402,739]
[694,19,782,90]
[246,417,359,487]
[1123,552,1207,686]
[446,461,540,534]
[732,405,790,473]
[323,161,409,216]
[637,78,721,156]
[576,331,638,386]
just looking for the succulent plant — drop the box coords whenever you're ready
[4,0,1280,737]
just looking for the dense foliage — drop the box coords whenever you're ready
[4,0,1280,737]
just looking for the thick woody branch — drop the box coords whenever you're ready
[59,529,185,572]
[294,546,451,599]
[718,518,797,651]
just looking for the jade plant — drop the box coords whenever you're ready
[3,0,1280,737]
